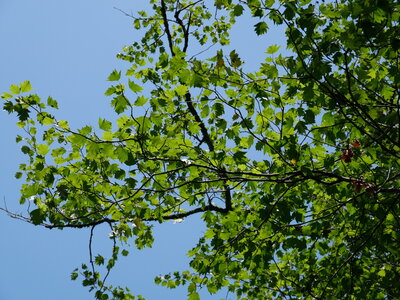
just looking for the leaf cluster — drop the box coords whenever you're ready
[2,0,400,299]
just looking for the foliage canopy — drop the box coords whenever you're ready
[3,0,400,299]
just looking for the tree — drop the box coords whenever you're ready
[2,0,400,298]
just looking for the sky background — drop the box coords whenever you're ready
[0,1,282,299]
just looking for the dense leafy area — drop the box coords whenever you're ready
[2,0,400,298]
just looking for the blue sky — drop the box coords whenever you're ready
[0,1,282,299]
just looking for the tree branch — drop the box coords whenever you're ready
[160,0,175,56]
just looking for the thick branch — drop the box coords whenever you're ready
[184,92,214,152]
[174,5,190,53]
[41,204,227,229]
[160,0,175,56]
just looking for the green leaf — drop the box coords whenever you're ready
[232,4,244,16]
[42,116,54,125]
[128,80,143,93]
[125,152,136,166]
[98,118,112,131]
[37,144,50,155]
[304,109,315,124]
[70,271,79,280]
[200,105,210,118]
[111,95,129,114]
[207,283,218,294]
[57,120,69,129]
[175,85,188,96]
[321,112,334,126]
[20,81,32,93]
[107,69,121,81]
[95,255,105,265]
[104,86,116,96]
[254,21,269,35]
[102,131,114,141]
[47,96,59,108]
[21,146,30,154]
[377,269,386,277]
[229,50,242,68]
[10,84,20,95]
[134,96,148,106]
[1,92,13,99]
[266,44,280,54]
[30,209,45,225]
[188,292,200,300]
[213,102,224,117]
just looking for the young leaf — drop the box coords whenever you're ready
[107,69,121,81]
[37,144,50,155]
[20,81,32,93]
[9,84,20,95]
[266,44,280,54]
[128,79,143,93]
[98,118,112,131]
[47,96,59,108]
[134,96,148,106]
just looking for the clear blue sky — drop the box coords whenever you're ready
[0,1,281,299]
